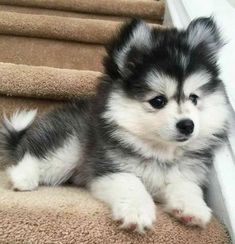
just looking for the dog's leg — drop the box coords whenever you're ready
[163,174,211,227]
[89,172,156,233]
[7,136,80,191]
[7,153,39,191]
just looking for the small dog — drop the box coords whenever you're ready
[0,18,231,233]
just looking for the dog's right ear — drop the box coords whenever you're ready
[104,19,152,79]
[186,17,223,61]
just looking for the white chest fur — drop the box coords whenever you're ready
[117,156,173,200]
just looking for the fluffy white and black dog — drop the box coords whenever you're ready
[0,18,231,233]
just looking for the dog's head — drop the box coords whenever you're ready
[102,18,229,147]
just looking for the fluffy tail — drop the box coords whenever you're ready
[0,110,37,166]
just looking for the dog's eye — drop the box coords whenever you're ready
[189,94,199,105]
[148,95,167,109]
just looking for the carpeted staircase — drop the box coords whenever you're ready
[0,1,231,243]
[0,0,163,101]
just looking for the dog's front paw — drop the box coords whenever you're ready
[164,197,212,228]
[7,166,39,191]
[112,197,156,233]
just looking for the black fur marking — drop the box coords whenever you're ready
[17,100,91,160]
[104,17,223,103]
[104,18,145,80]
[200,78,222,94]
[0,124,27,163]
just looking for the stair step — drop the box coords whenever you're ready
[0,11,123,44]
[0,62,101,100]
[0,96,60,121]
[0,35,105,71]
[0,5,162,24]
[0,0,165,20]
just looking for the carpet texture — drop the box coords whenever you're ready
[0,11,122,44]
[0,1,231,243]
[0,0,165,20]
[0,62,101,100]
[0,36,105,71]
[0,172,230,244]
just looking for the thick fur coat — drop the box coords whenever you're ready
[0,18,231,233]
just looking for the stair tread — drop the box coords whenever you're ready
[0,35,105,71]
[0,11,124,44]
[0,5,162,24]
[0,62,101,100]
[0,0,164,20]
[0,170,230,244]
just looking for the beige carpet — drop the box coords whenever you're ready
[0,1,163,100]
[0,172,230,244]
[0,62,101,100]
[0,0,231,243]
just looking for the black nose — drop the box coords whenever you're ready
[176,119,194,135]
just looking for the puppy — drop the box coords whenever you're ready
[0,18,230,233]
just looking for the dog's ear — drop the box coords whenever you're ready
[104,19,152,79]
[186,17,223,60]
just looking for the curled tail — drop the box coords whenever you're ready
[0,110,37,166]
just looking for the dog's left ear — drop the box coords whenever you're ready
[186,17,223,59]
[104,19,152,79]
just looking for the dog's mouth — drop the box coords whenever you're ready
[175,137,190,142]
